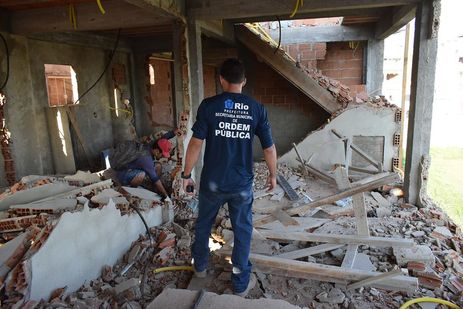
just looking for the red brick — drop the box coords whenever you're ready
[260,95,272,104]
[341,68,363,79]
[315,49,327,60]
[272,95,286,104]
[301,50,316,60]
[339,77,362,85]
[314,43,326,51]
[253,87,266,95]
[298,43,313,51]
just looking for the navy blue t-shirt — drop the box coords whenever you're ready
[192,92,273,193]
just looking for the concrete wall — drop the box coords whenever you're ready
[279,105,400,172]
[0,31,133,184]
[239,48,330,158]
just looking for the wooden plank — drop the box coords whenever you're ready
[334,166,369,236]
[347,269,403,291]
[331,129,382,171]
[277,244,344,260]
[216,250,418,292]
[375,5,416,39]
[235,26,339,113]
[253,172,399,227]
[271,209,299,227]
[258,230,414,248]
[267,25,374,44]
[341,244,359,268]
[188,0,420,20]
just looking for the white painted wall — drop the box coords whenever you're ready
[28,201,163,300]
[279,105,400,171]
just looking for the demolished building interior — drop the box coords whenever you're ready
[1,0,462,308]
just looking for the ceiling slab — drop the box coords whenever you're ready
[9,0,172,35]
[188,0,420,21]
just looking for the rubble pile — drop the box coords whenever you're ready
[1,161,463,308]
[305,69,398,109]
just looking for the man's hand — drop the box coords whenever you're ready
[174,128,182,136]
[183,178,196,195]
[266,174,277,192]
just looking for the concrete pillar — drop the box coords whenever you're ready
[172,21,186,123]
[365,39,384,96]
[404,0,440,206]
[185,18,205,182]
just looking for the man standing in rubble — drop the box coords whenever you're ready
[182,58,277,296]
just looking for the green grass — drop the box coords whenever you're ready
[428,147,463,227]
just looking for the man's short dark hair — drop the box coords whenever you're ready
[220,58,245,84]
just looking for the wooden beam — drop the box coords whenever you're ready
[267,25,374,45]
[217,251,418,292]
[271,209,300,226]
[375,5,416,39]
[10,1,171,34]
[236,26,339,113]
[253,172,400,227]
[341,165,379,175]
[347,269,403,291]
[124,0,185,20]
[188,0,420,21]
[258,230,414,247]
[277,244,344,260]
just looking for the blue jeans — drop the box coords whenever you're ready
[192,186,253,293]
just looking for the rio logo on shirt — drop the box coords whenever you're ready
[224,99,249,111]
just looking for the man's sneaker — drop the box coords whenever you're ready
[194,268,207,278]
[234,273,256,297]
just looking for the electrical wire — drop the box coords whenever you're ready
[274,16,281,54]
[73,28,121,105]
[0,32,10,92]
[290,0,304,18]
[96,0,106,14]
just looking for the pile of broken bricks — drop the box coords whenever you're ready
[1,161,463,308]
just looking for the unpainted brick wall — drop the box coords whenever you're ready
[317,42,364,86]
[283,43,327,70]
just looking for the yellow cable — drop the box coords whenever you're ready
[153,266,194,274]
[399,297,460,309]
[96,0,106,14]
[289,0,301,18]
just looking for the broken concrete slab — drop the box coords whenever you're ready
[27,200,163,300]
[0,232,30,282]
[122,186,161,201]
[147,288,301,309]
[10,199,77,213]
[280,106,400,172]
[394,245,435,268]
[64,171,101,184]
[353,253,377,272]
[0,183,77,210]
[90,189,121,204]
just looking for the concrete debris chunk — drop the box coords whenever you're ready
[316,287,345,304]
[431,226,453,240]
[114,278,141,295]
[393,245,435,268]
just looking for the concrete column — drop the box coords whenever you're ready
[185,18,205,183]
[172,21,186,124]
[404,0,439,206]
[365,39,384,96]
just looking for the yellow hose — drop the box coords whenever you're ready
[399,297,460,309]
[96,0,106,14]
[153,266,194,274]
